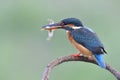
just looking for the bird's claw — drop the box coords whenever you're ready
[71,53,81,60]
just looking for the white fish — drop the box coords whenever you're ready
[47,30,54,40]
[46,19,55,40]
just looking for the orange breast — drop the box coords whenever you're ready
[67,31,93,56]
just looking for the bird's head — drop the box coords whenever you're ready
[42,18,84,31]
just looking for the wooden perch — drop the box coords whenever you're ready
[42,55,120,80]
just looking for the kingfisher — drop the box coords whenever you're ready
[42,18,107,68]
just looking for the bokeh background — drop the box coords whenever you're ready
[1,0,120,80]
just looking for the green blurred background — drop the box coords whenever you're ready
[0,0,120,80]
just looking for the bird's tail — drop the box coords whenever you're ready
[94,54,106,68]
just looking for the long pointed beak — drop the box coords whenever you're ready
[42,23,62,30]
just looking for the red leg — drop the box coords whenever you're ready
[71,53,80,57]
[71,53,80,60]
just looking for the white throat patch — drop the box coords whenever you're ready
[72,26,82,29]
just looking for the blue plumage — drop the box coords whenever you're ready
[70,27,106,68]
[94,54,106,68]
[71,28,102,50]
[43,18,107,68]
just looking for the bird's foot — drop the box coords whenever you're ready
[71,53,80,57]
[71,53,94,60]
[71,53,81,60]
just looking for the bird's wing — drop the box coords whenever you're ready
[70,28,107,54]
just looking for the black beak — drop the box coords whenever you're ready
[42,23,63,30]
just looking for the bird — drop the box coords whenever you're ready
[42,18,107,68]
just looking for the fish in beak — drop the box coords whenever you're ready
[41,20,63,40]
[42,23,63,30]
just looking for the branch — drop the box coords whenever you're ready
[42,55,120,80]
